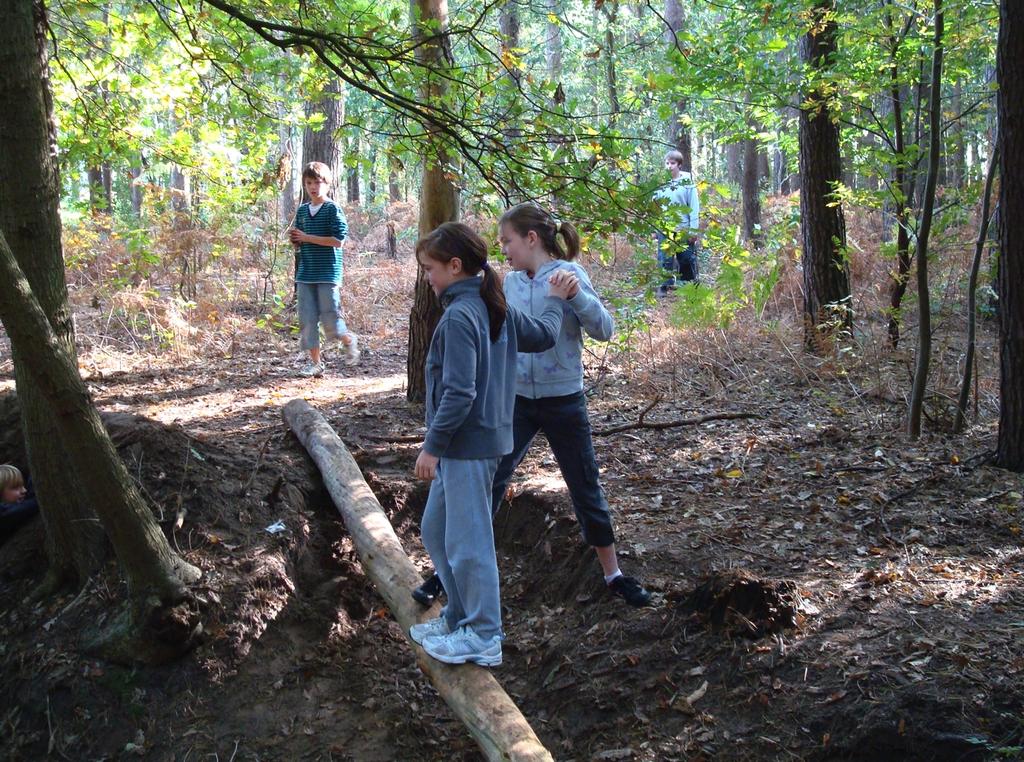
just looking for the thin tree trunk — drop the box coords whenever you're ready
[0,0,106,591]
[799,0,851,349]
[742,135,762,245]
[907,0,944,440]
[407,0,459,403]
[368,144,378,205]
[545,0,562,86]
[886,5,915,348]
[955,144,999,433]
[602,3,620,121]
[996,0,1024,470]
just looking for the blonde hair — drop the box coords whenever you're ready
[0,464,24,493]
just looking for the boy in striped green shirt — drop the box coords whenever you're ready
[288,162,359,376]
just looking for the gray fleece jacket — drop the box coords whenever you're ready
[503,259,614,399]
[423,277,563,459]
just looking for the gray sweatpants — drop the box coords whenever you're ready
[421,457,502,639]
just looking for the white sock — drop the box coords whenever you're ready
[604,570,623,585]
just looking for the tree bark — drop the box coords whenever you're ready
[996,0,1024,469]
[283,400,553,761]
[407,0,459,403]
[955,144,998,433]
[545,0,562,87]
[302,78,343,191]
[907,0,944,440]
[0,0,106,589]
[798,0,851,349]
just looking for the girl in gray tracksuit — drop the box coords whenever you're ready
[408,222,579,667]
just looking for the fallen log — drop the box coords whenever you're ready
[282,399,552,762]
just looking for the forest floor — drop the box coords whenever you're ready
[1,231,1023,761]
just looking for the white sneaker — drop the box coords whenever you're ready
[343,334,360,366]
[409,616,450,645]
[422,626,502,667]
[298,361,325,378]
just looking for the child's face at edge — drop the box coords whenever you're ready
[303,175,331,203]
[417,251,467,297]
[1,482,26,503]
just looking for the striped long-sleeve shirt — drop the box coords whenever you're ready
[294,200,348,283]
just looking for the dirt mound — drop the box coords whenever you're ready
[681,569,800,638]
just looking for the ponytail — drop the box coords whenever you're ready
[499,202,581,261]
[479,264,508,342]
[415,222,507,342]
[557,220,581,261]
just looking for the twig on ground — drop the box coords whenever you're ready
[360,432,424,444]
[241,434,273,495]
[593,396,758,437]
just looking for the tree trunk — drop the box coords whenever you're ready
[885,4,915,349]
[87,164,113,215]
[368,144,378,205]
[0,233,200,602]
[955,144,999,433]
[545,0,562,87]
[302,78,343,191]
[0,0,105,590]
[996,0,1024,469]
[347,165,360,204]
[283,400,553,762]
[726,141,742,185]
[278,81,297,226]
[742,135,762,245]
[407,0,459,403]
[907,0,944,440]
[128,160,144,218]
[169,163,189,213]
[664,0,691,167]
[499,1,521,86]
[798,0,851,349]
[602,4,620,121]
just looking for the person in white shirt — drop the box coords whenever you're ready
[653,150,701,293]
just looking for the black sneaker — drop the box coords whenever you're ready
[412,573,444,606]
[608,575,652,607]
